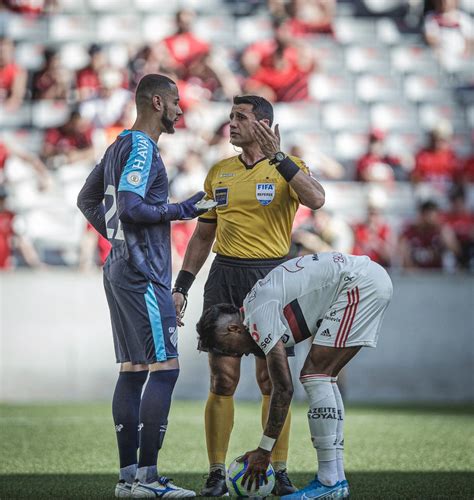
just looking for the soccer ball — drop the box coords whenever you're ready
[226,457,275,497]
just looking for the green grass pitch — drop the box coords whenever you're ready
[1,401,473,498]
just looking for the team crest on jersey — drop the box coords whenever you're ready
[256,183,275,206]
[127,172,142,186]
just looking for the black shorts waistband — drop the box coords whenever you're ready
[214,254,288,268]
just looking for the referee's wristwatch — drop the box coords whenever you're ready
[269,151,286,165]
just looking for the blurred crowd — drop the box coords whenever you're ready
[0,0,472,272]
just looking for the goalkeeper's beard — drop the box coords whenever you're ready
[161,102,176,134]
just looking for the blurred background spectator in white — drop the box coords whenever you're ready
[291,208,354,256]
[0,185,43,270]
[424,0,473,71]
[0,139,51,191]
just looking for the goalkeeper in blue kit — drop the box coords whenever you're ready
[77,74,214,498]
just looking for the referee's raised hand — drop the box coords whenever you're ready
[253,120,281,159]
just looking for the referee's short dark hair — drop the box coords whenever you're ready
[135,74,176,110]
[233,95,274,126]
[196,303,239,350]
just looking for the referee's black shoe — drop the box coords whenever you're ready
[273,469,297,496]
[201,469,228,497]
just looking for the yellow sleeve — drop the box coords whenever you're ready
[198,166,217,222]
[288,156,311,200]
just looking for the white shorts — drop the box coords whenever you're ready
[313,261,393,348]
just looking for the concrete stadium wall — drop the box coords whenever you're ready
[0,268,473,403]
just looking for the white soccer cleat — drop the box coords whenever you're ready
[115,480,133,498]
[131,477,196,498]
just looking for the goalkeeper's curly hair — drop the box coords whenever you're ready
[196,303,240,350]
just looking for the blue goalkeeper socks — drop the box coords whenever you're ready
[112,370,148,479]
[137,369,179,475]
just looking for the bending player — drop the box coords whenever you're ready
[196,252,393,499]
[77,74,213,498]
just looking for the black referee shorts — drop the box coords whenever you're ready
[200,254,295,357]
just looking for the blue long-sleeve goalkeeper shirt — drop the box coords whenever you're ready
[77,129,180,292]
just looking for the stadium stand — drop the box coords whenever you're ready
[0,0,472,271]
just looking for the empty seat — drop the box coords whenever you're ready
[376,18,401,45]
[309,73,354,102]
[58,0,88,14]
[310,42,345,72]
[322,101,370,131]
[96,15,141,42]
[134,0,179,12]
[334,131,368,160]
[346,45,390,74]
[235,16,272,45]
[0,104,31,129]
[60,43,90,71]
[419,103,464,131]
[31,101,70,129]
[391,45,440,74]
[335,17,377,45]
[1,128,45,154]
[284,130,334,158]
[451,132,472,157]
[274,102,320,132]
[371,102,417,131]
[6,14,48,41]
[15,43,45,71]
[404,74,450,102]
[142,15,175,42]
[88,0,129,12]
[356,74,401,103]
[49,15,95,42]
[385,131,423,156]
[194,15,236,45]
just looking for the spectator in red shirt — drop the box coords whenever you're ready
[459,154,474,183]
[163,9,210,77]
[356,129,408,182]
[0,186,43,270]
[32,47,71,101]
[412,122,460,188]
[41,109,95,168]
[76,44,106,101]
[0,36,27,111]
[76,44,128,102]
[442,184,474,270]
[160,9,240,100]
[243,19,315,102]
[352,202,394,268]
[399,200,460,270]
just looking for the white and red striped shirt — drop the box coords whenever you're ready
[242,252,370,355]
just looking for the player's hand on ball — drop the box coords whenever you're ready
[172,291,186,326]
[253,121,281,159]
[238,448,271,492]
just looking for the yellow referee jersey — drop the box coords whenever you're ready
[199,154,310,259]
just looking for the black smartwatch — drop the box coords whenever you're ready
[269,151,286,165]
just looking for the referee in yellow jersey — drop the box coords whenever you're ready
[172,95,325,496]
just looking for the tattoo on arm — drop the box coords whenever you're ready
[264,341,294,440]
